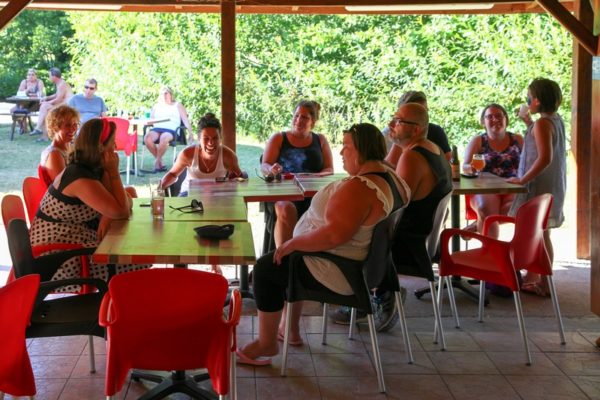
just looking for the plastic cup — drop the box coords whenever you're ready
[151,189,165,220]
[518,104,529,119]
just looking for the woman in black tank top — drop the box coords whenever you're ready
[260,100,335,253]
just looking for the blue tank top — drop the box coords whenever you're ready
[277,132,324,173]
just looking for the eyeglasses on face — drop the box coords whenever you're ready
[84,86,96,90]
[526,97,532,106]
[391,117,419,126]
[169,199,204,213]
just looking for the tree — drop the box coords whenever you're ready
[0,10,73,96]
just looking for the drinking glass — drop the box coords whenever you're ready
[151,189,165,220]
[471,154,485,177]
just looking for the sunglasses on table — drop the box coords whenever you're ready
[169,199,204,213]
[255,169,281,183]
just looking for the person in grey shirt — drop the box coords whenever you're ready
[67,78,107,124]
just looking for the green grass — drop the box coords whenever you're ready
[0,124,264,196]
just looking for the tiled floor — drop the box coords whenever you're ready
[6,312,600,400]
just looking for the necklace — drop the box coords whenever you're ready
[199,153,217,173]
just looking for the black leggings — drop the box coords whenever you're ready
[253,251,327,312]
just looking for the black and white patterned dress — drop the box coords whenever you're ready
[30,163,148,290]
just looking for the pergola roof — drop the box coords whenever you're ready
[0,0,575,14]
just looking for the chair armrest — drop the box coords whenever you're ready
[482,215,515,236]
[31,246,96,282]
[99,291,113,327]
[36,277,108,311]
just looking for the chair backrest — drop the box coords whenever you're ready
[0,274,39,397]
[464,194,477,221]
[37,164,52,188]
[2,194,27,232]
[426,191,452,260]
[166,168,187,197]
[510,193,553,275]
[100,268,237,396]
[7,219,39,279]
[364,207,405,290]
[173,124,188,146]
[106,117,135,156]
[392,190,452,281]
[22,176,47,225]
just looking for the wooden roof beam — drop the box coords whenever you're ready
[537,0,598,55]
[0,0,33,30]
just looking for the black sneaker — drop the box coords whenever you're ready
[330,305,368,325]
[373,291,400,333]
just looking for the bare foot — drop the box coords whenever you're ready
[277,329,303,345]
[240,339,279,359]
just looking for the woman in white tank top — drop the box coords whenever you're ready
[160,112,242,195]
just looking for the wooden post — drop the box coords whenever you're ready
[592,55,600,315]
[0,0,32,31]
[572,0,593,259]
[221,0,236,151]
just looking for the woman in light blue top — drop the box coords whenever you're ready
[508,78,566,297]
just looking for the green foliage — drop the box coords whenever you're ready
[63,11,571,149]
[0,10,73,97]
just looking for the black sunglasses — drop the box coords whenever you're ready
[169,199,204,213]
[255,169,281,183]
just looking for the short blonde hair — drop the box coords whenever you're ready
[46,105,80,140]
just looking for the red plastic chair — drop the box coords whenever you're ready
[105,117,136,184]
[0,274,40,398]
[37,164,52,188]
[439,194,565,365]
[100,268,241,399]
[2,194,28,284]
[22,176,47,226]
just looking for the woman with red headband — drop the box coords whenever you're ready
[30,118,147,290]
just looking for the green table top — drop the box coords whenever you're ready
[132,196,247,222]
[93,220,256,265]
[189,178,304,202]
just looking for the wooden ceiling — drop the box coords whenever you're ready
[4,0,574,15]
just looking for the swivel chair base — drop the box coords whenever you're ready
[132,370,216,400]
[414,276,489,306]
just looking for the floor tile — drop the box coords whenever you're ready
[570,375,600,399]
[306,333,367,354]
[30,355,78,379]
[384,375,453,399]
[361,329,424,353]
[442,374,520,399]
[255,377,320,399]
[312,353,375,377]
[236,377,257,400]
[2,378,67,400]
[58,377,105,400]
[546,352,600,375]
[28,336,87,356]
[470,331,540,352]
[426,351,499,375]
[378,350,438,375]
[303,315,351,335]
[255,353,316,377]
[70,354,107,378]
[416,330,481,352]
[577,331,600,347]
[81,336,108,355]
[317,376,387,399]
[529,331,597,352]
[486,351,564,375]
[505,375,589,399]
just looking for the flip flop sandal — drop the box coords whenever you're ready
[277,332,304,347]
[521,282,550,297]
[235,348,272,366]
